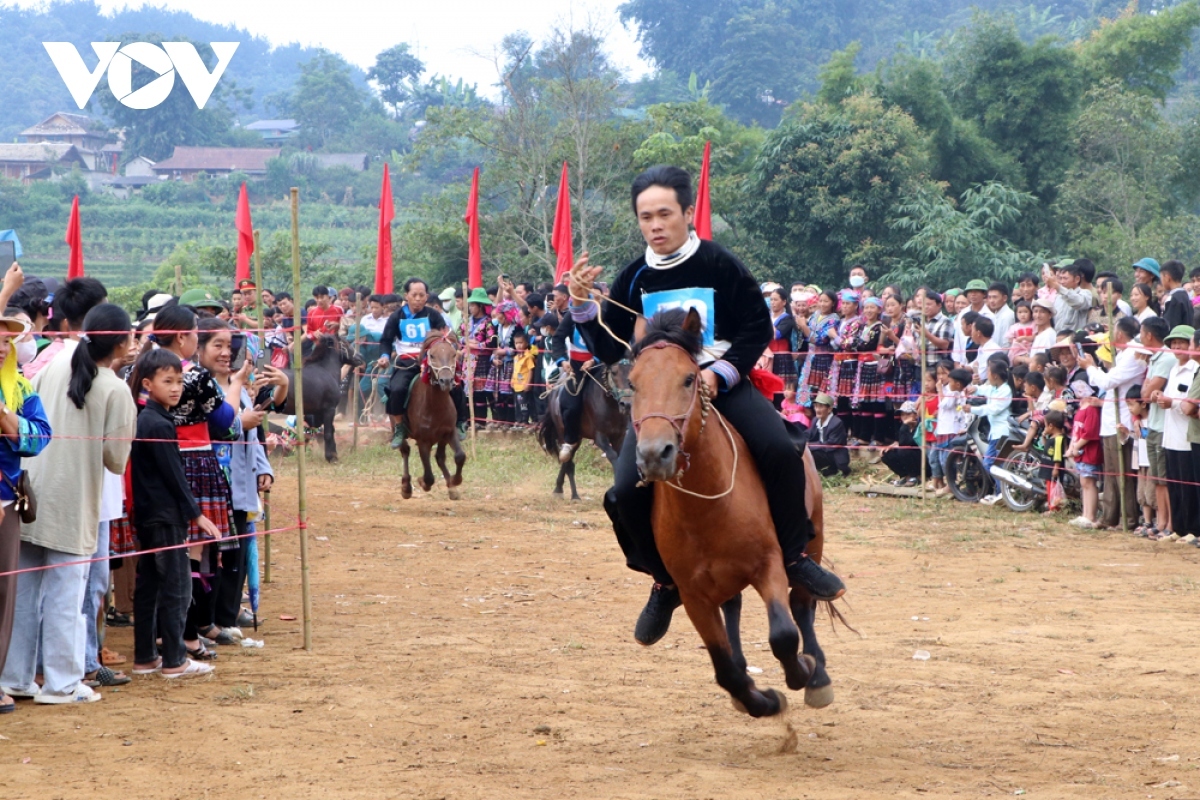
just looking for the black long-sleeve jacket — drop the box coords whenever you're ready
[131,400,202,529]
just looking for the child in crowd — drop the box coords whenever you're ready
[1015,372,1048,450]
[780,389,809,427]
[1067,396,1104,529]
[932,368,971,497]
[129,349,221,680]
[1127,388,1155,532]
[510,329,537,424]
[1041,409,1069,513]
[882,401,922,485]
[974,359,1014,506]
[924,369,943,492]
[1030,352,1050,374]
[1043,365,1075,409]
[1006,300,1035,362]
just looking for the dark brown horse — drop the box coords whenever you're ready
[537,360,631,500]
[284,334,363,462]
[400,329,466,500]
[628,308,834,717]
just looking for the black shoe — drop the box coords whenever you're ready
[786,556,845,601]
[634,583,681,646]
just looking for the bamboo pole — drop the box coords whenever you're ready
[463,280,476,460]
[352,291,363,453]
[174,264,182,296]
[290,188,313,651]
[252,229,271,584]
[918,312,928,502]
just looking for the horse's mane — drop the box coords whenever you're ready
[632,309,703,359]
[421,328,458,351]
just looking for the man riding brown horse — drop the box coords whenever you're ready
[569,165,846,645]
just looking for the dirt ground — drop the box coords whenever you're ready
[6,432,1200,800]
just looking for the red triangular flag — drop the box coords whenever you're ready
[694,140,712,240]
[235,182,254,283]
[375,164,395,295]
[552,161,574,283]
[464,167,483,289]
[65,194,84,279]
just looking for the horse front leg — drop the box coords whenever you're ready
[435,441,458,500]
[449,433,466,492]
[565,459,579,502]
[683,594,787,718]
[399,439,413,499]
[721,592,747,674]
[595,432,619,467]
[753,560,813,693]
[417,440,436,492]
[790,587,833,708]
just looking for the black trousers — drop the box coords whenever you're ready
[605,379,810,586]
[134,524,190,669]
[386,359,421,416]
[1167,447,1200,536]
[561,362,586,444]
[214,511,248,628]
[882,447,922,479]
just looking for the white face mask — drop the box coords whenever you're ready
[15,338,36,367]
[849,275,866,289]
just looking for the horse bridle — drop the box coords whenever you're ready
[606,358,634,404]
[630,342,711,480]
[423,329,460,385]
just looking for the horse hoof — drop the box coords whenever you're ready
[400,480,412,500]
[731,698,748,715]
[804,683,834,709]
[766,688,788,716]
[447,488,460,501]
[419,480,433,493]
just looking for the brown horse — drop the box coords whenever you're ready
[537,360,632,500]
[629,307,832,717]
[400,329,466,500]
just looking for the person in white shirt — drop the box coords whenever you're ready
[970,317,1003,383]
[1046,262,1093,333]
[1157,326,1198,539]
[359,295,389,337]
[952,280,993,366]
[985,282,1015,345]
[1081,315,1148,529]
[1029,299,1058,359]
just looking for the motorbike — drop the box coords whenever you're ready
[943,401,1028,503]
[988,448,1087,513]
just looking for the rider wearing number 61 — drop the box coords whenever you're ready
[569,165,846,646]
[378,278,447,448]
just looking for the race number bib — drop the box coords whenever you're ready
[641,287,715,347]
[400,317,430,345]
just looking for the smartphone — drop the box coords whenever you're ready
[1075,344,1086,360]
[0,241,14,273]
[231,332,247,371]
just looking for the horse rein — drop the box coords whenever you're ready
[631,342,739,500]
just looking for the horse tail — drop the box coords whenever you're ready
[537,400,559,458]
[820,599,860,637]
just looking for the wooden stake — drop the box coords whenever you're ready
[252,229,271,584]
[352,291,363,453]
[464,280,476,460]
[290,187,313,652]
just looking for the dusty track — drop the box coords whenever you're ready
[5,435,1200,799]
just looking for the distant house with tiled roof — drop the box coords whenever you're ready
[151,146,282,182]
[20,112,116,173]
[0,143,92,183]
[244,119,299,145]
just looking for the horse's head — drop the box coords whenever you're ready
[629,307,705,483]
[422,328,459,393]
[337,337,364,369]
[303,333,339,367]
[608,356,634,410]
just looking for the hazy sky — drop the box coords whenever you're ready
[18,0,653,93]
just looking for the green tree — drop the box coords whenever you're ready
[291,51,370,148]
[1078,0,1200,101]
[1059,83,1182,272]
[368,44,426,119]
[738,93,931,285]
[882,180,1045,292]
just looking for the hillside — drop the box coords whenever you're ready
[0,0,368,142]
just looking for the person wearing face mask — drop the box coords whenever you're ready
[4,310,38,370]
[847,265,868,292]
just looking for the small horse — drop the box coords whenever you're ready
[284,334,363,462]
[537,360,632,500]
[400,329,467,500]
[629,307,832,717]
